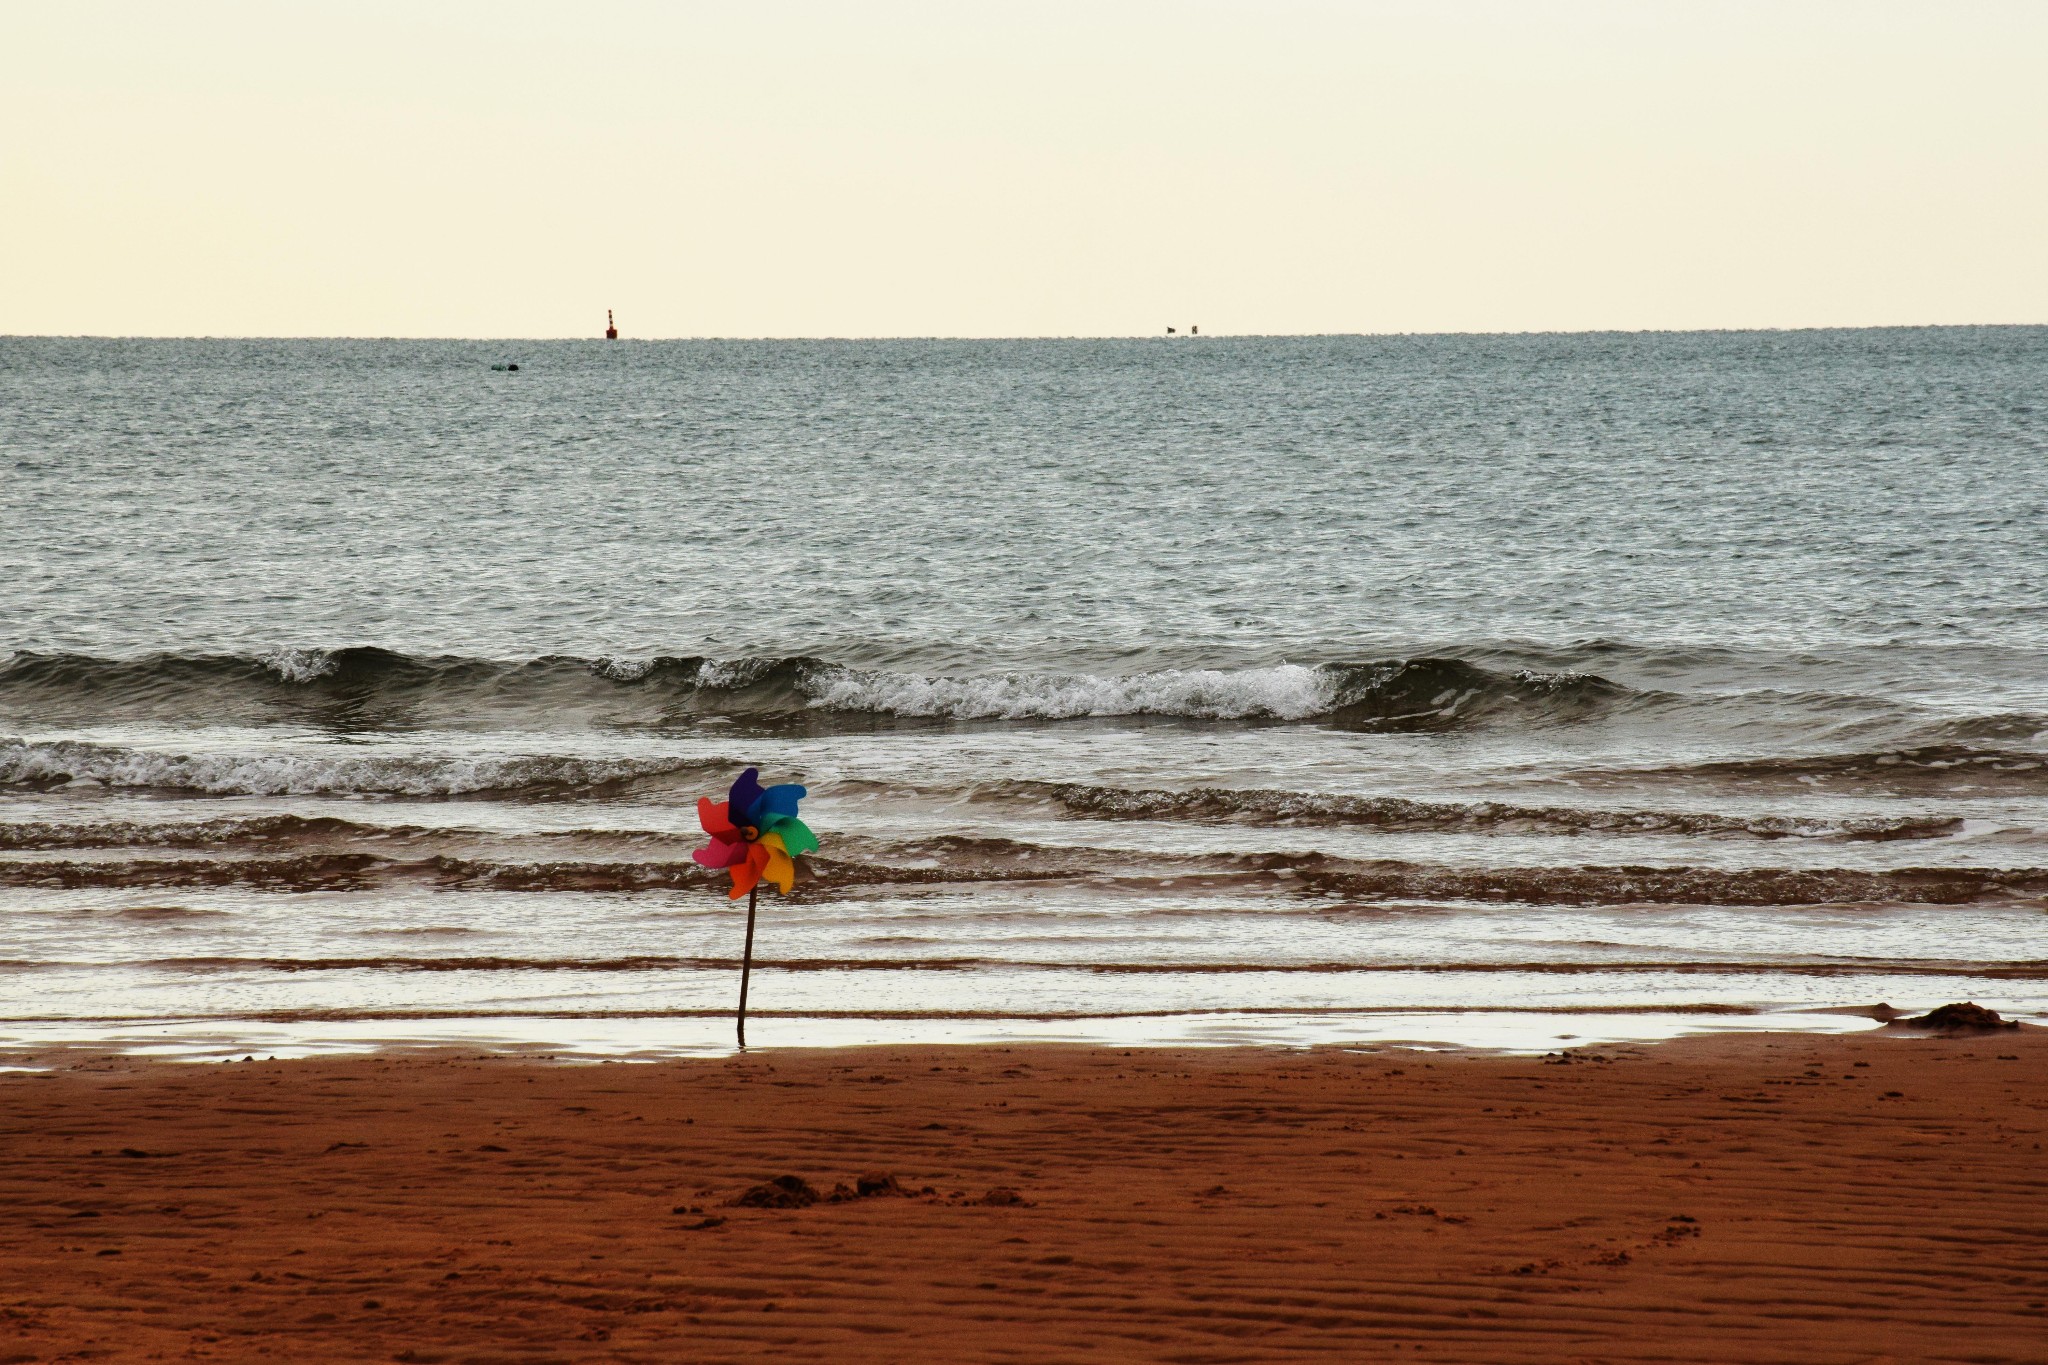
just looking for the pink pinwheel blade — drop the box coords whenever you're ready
[692,836,747,870]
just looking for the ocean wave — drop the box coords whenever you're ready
[0,814,423,851]
[1324,657,1638,731]
[0,854,388,892]
[0,1004,1779,1025]
[95,905,233,922]
[1295,859,2048,907]
[1589,744,2048,795]
[430,854,1085,894]
[1920,712,2048,744]
[0,814,712,854]
[0,851,1074,895]
[1009,781,1959,842]
[7,844,2043,906]
[8,954,2041,979]
[0,737,729,798]
[802,661,1337,721]
[0,648,1638,732]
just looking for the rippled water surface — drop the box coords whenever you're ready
[3,331,2045,1057]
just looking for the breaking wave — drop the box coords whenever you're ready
[0,648,1639,732]
[0,737,729,798]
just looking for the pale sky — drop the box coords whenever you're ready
[4,1,2044,338]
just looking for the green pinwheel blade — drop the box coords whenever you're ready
[759,814,819,857]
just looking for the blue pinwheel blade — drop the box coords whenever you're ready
[754,783,807,822]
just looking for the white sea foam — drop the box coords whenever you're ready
[259,648,340,684]
[802,664,1337,721]
[0,738,700,797]
[590,656,656,682]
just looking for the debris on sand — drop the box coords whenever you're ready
[737,1172,918,1208]
[1890,1002,2020,1031]
[735,1175,820,1208]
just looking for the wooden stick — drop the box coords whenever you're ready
[737,884,759,1049]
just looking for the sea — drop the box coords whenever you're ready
[3,329,2044,1060]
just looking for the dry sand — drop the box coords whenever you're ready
[3,1030,2044,1363]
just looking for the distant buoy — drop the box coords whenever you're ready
[605,309,618,341]
[1165,327,1175,335]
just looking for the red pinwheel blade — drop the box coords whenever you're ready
[697,797,737,839]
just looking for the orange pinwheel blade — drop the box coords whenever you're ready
[728,842,772,899]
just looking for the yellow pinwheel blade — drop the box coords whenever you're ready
[761,842,796,894]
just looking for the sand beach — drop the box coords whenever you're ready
[5,1029,2044,1363]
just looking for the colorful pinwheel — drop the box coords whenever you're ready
[692,767,819,899]
[693,767,819,1048]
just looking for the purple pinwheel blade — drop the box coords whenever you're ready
[726,767,765,828]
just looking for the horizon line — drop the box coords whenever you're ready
[4,321,2045,344]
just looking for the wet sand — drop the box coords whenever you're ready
[4,1031,2044,1363]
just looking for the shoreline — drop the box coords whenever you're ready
[7,1030,2043,1362]
[0,1003,1917,1068]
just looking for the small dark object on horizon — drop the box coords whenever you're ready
[1891,1002,2019,1031]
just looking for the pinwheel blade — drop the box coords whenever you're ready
[762,842,796,894]
[693,836,746,870]
[759,815,818,858]
[697,797,737,839]
[754,784,807,822]
[727,768,766,828]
